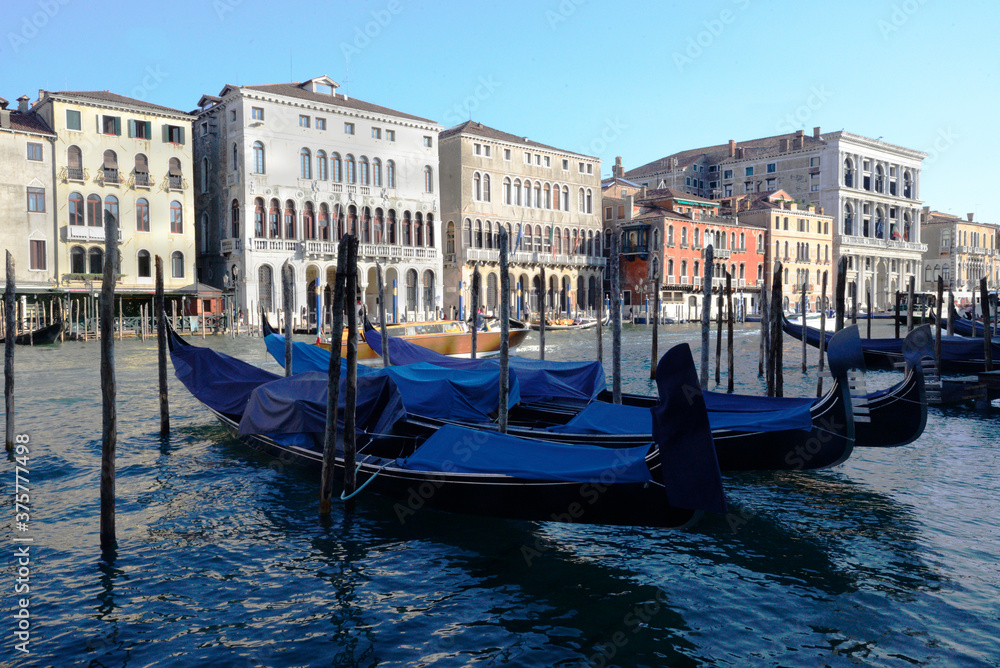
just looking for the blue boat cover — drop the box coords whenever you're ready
[238,371,406,438]
[264,334,519,421]
[703,390,814,413]
[364,325,606,403]
[397,423,653,483]
[547,396,813,435]
[264,333,378,377]
[170,338,281,416]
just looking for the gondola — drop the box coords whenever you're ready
[268,320,867,470]
[781,314,1000,374]
[527,316,602,331]
[167,323,727,528]
[949,316,996,338]
[0,321,63,345]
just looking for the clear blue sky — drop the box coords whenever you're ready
[3,0,997,223]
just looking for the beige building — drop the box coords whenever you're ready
[439,121,604,319]
[0,95,56,292]
[32,90,197,297]
[734,190,835,312]
[920,209,999,300]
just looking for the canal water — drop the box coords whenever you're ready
[2,322,998,666]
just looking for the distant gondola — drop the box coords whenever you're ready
[0,321,63,345]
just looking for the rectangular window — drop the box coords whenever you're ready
[344,122,355,135]
[579,162,585,172]
[544,156,550,167]
[810,157,821,167]
[535,154,541,165]
[26,143,43,161]
[201,122,208,136]
[27,187,45,212]
[745,166,753,176]
[66,109,82,131]
[316,118,326,130]
[744,181,753,194]
[524,151,530,164]
[767,163,776,173]
[230,109,238,122]
[484,145,491,157]
[29,240,46,271]
[372,127,381,139]
[766,177,776,189]
[385,129,395,141]
[423,136,433,147]
[723,169,733,179]
[587,164,593,174]
[299,115,310,128]
[618,205,625,218]
[562,159,569,170]
[129,120,152,139]
[504,148,511,161]
[251,107,264,120]
[605,206,612,220]
[164,124,185,144]
[102,115,122,136]
[474,143,482,155]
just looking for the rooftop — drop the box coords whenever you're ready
[440,120,597,160]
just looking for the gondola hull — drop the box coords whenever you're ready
[0,321,62,345]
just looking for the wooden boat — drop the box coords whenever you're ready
[782,314,1000,374]
[950,316,995,338]
[527,315,602,331]
[0,321,63,345]
[291,316,529,360]
[167,325,726,528]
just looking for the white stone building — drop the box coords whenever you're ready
[438,121,604,319]
[626,128,928,310]
[194,76,443,328]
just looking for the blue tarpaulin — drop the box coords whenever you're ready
[264,333,378,377]
[170,337,281,417]
[238,371,406,438]
[397,423,654,483]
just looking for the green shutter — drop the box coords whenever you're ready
[128,120,136,137]
[114,117,121,136]
[178,126,185,145]
[145,121,151,139]
[162,124,170,143]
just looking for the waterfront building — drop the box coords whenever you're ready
[32,90,197,298]
[194,75,442,327]
[601,184,764,320]
[438,121,604,319]
[732,190,835,312]
[626,128,927,310]
[920,209,999,302]
[0,95,56,293]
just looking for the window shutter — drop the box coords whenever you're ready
[178,127,185,145]
[162,124,170,143]
[128,120,136,137]
[97,115,102,132]
[145,121,151,138]
[114,117,121,136]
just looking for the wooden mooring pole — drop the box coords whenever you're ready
[715,285,723,386]
[376,264,389,367]
[895,291,901,339]
[610,231,622,403]
[155,256,169,437]
[343,236,360,513]
[538,265,546,361]
[470,264,480,360]
[982,277,993,372]
[283,262,293,376]
[947,290,955,337]
[650,262,659,380]
[835,256,846,332]
[759,277,769,377]
[100,211,118,553]
[726,271,734,393]
[866,290,872,339]
[935,276,944,373]
[701,245,714,388]
[498,228,510,433]
[320,236,349,516]
[817,272,828,397]
[907,275,916,333]
[5,251,15,451]
[801,281,808,372]
[596,269,604,363]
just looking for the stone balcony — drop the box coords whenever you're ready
[465,248,606,268]
[839,235,927,253]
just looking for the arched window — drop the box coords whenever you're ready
[269,199,280,238]
[387,210,397,244]
[300,148,311,179]
[67,145,83,180]
[844,158,854,187]
[254,198,265,237]
[485,221,493,250]
[232,143,238,168]
[562,186,569,211]
[424,166,433,193]
[103,195,119,225]
[503,177,512,205]
[359,156,370,185]
[319,203,330,241]
[426,213,434,247]
[87,195,102,227]
[667,225,674,246]
[534,182,541,209]
[875,165,884,193]
[474,172,482,201]
[586,188,593,214]
[903,212,912,242]
[543,183,551,209]
[406,268,418,312]
[903,170,913,198]
[486,273,498,311]
[446,221,456,254]
[258,265,274,313]
[103,150,119,183]
[524,180,533,207]
[199,213,209,253]
[680,227,688,247]
[553,183,561,210]
[88,247,104,275]
[284,200,296,239]
[402,211,411,245]
[413,212,423,247]
[316,150,327,180]
[739,232,745,250]
[578,187,585,211]
[134,153,149,186]
[68,193,84,226]
[170,201,183,234]
[513,179,522,206]
[332,153,343,182]
[372,158,382,187]
[345,155,356,183]
[667,259,674,280]
[844,203,854,235]
[483,174,491,203]
[70,246,86,273]
[252,142,265,173]
[387,160,396,188]
[681,260,687,281]
[303,202,315,240]
[423,270,435,314]
[474,219,483,249]
[201,156,210,192]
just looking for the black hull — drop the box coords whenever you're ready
[212,412,698,528]
[0,322,62,345]
[854,367,926,448]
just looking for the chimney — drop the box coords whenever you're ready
[640,185,647,199]
[612,156,623,179]
[813,126,821,139]
[728,139,735,157]
[17,95,29,113]
[0,97,8,110]
[779,138,789,152]
[922,205,930,215]
[795,129,804,139]
[0,110,10,130]
[967,213,974,222]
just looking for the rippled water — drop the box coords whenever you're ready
[2,322,998,666]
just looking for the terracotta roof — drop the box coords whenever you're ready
[440,121,597,159]
[625,131,825,179]
[638,187,718,206]
[44,90,193,117]
[235,82,437,124]
[1,111,54,136]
